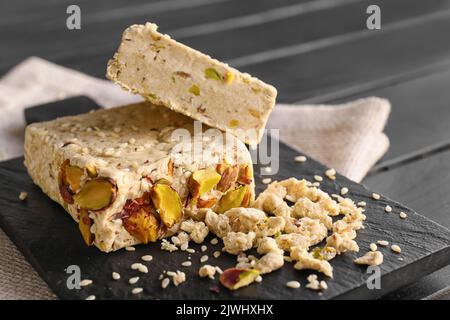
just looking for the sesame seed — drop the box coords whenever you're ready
[262,178,272,184]
[181,261,192,267]
[314,175,323,182]
[200,255,209,263]
[166,271,176,277]
[131,263,141,270]
[263,166,272,173]
[180,243,189,251]
[132,287,143,295]
[85,295,96,300]
[215,266,223,274]
[201,245,207,252]
[400,212,407,219]
[112,272,121,280]
[372,193,381,200]
[19,191,28,201]
[294,155,307,163]
[186,248,195,254]
[377,240,389,247]
[138,265,148,273]
[370,243,378,252]
[340,187,349,195]
[141,255,153,262]
[255,276,263,283]
[357,201,366,207]
[213,251,221,258]
[331,194,339,199]
[210,238,219,245]
[125,246,135,251]
[129,277,139,284]
[391,245,401,253]
[320,281,328,290]
[325,168,336,180]
[385,205,392,213]
[161,278,170,289]
[312,182,320,187]
[80,279,93,287]
[286,281,301,289]
[158,274,164,280]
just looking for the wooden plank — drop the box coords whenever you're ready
[180,0,450,61]
[363,149,450,229]
[238,9,450,103]
[328,66,450,162]
[0,0,305,71]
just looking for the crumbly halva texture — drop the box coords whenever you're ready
[24,102,254,252]
[162,177,367,290]
[106,23,277,145]
[354,251,383,266]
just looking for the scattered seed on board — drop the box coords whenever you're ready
[340,187,349,195]
[213,251,221,258]
[112,272,121,280]
[255,276,263,283]
[132,287,143,295]
[377,240,389,247]
[400,212,407,219]
[131,263,142,270]
[19,191,28,201]
[320,281,328,290]
[357,201,366,207]
[391,245,402,253]
[314,175,323,182]
[125,246,136,252]
[129,277,139,284]
[210,238,219,245]
[181,261,192,267]
[286,281,301,289]
[141,255,153,262]
[180,243,189,251]
[186,248,195,254]
[161,278,170,289]
[263,166,272,174]
[370,243,378,252]
[385,205,392,213]
[201,245,207,252]
[262,178,272,184]
[312,182,320,187]
[85,295,96,300]
[138,265,148,273]
[372,193,381,200]
[200,255,209,263]
[325,168,336,180]
[294,155,307,163]
[80,279,93,287]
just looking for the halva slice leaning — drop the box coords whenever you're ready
[24,102,255,252]
[107,22,277,145]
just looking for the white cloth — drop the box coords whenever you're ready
[0,57,390,299]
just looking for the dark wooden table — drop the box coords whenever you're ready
[1,0,450,299]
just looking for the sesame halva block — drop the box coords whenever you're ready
[107,23,277,145]
[24,102,254,252]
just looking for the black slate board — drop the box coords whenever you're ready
[0,96,449,300]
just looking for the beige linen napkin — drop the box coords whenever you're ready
[0,57,390,299]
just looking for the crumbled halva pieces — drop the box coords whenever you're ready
[354,251,384,266]
[181,219,209,244]
[199,265,217,279]
[224,207,266,233]
[223,232,256,255]
[204,210,231,238]
[254,249,284,275]
[290,247,333,278]
[326,233,359,254]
